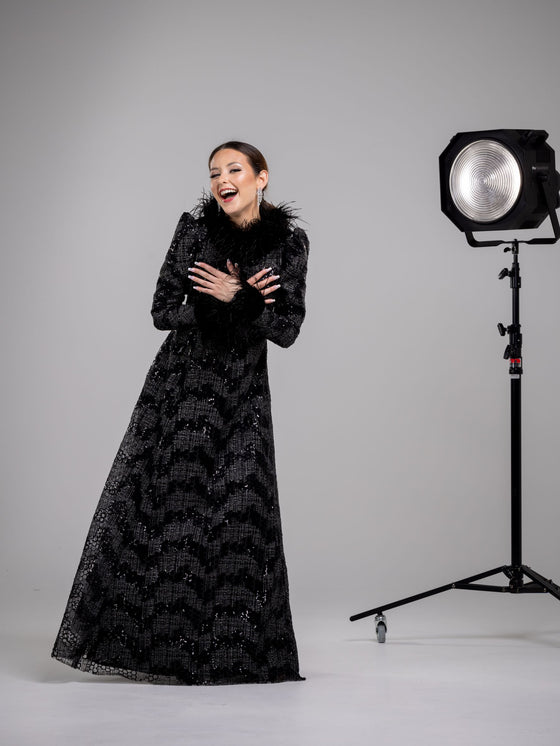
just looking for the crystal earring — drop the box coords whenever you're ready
[257,187,263,207]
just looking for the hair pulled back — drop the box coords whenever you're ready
[208,141,269,191]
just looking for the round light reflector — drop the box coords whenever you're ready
[449,139,522,223]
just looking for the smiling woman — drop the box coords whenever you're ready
[51,140,310,686]
[208,141,269,226]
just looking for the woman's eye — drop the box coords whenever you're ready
[229,168,241,173]
[210,173,218,179]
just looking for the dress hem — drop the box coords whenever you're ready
[51,651,305,686]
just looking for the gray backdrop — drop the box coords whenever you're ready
[2,0,560,636]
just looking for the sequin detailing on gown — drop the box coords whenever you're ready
[51,201,309,684]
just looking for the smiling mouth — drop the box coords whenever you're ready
[219,188,238,203]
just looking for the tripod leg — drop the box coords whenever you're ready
[349,566,507,622]
[522,565,560,600]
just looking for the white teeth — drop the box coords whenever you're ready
[220,189,237,197]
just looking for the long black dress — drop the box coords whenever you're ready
[51,197,309,684]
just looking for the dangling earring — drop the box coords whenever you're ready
[257,187,263,207]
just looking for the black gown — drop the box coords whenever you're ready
[51,197,309,684]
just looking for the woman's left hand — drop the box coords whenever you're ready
[188,260,242,303]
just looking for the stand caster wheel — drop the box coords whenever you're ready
[375,613,387,643]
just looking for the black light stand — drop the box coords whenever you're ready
[350,130,560,642]
[350,240,560,641]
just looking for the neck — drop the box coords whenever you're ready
[230,204,260,227]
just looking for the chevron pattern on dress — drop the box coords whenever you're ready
[51,199,309,684]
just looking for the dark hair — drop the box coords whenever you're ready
[208,141,269,191]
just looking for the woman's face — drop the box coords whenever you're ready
[209,148,268,226]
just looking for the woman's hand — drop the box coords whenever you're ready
[189,260,281,304]
[188,260,241,303]
[246,266,281,305]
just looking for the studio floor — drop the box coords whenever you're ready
[1,592,559,746]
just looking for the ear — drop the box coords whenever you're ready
[257,170,269,190]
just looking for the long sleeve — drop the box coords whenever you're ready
[250,226,309,348]
[151,213,198,331]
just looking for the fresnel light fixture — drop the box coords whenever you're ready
[440,129,559,246]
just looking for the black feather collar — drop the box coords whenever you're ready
[194,192,298,266]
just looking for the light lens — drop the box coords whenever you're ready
[449,139,522,223]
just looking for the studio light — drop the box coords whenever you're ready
[350,128,560,643]
[439,129,560,246]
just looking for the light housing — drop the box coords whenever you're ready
[439,129,560,246]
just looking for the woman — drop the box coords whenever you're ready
[51,141,309,685]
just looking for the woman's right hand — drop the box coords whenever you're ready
[245,266,281,304]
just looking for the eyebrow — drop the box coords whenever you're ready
[209,161,243,171]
